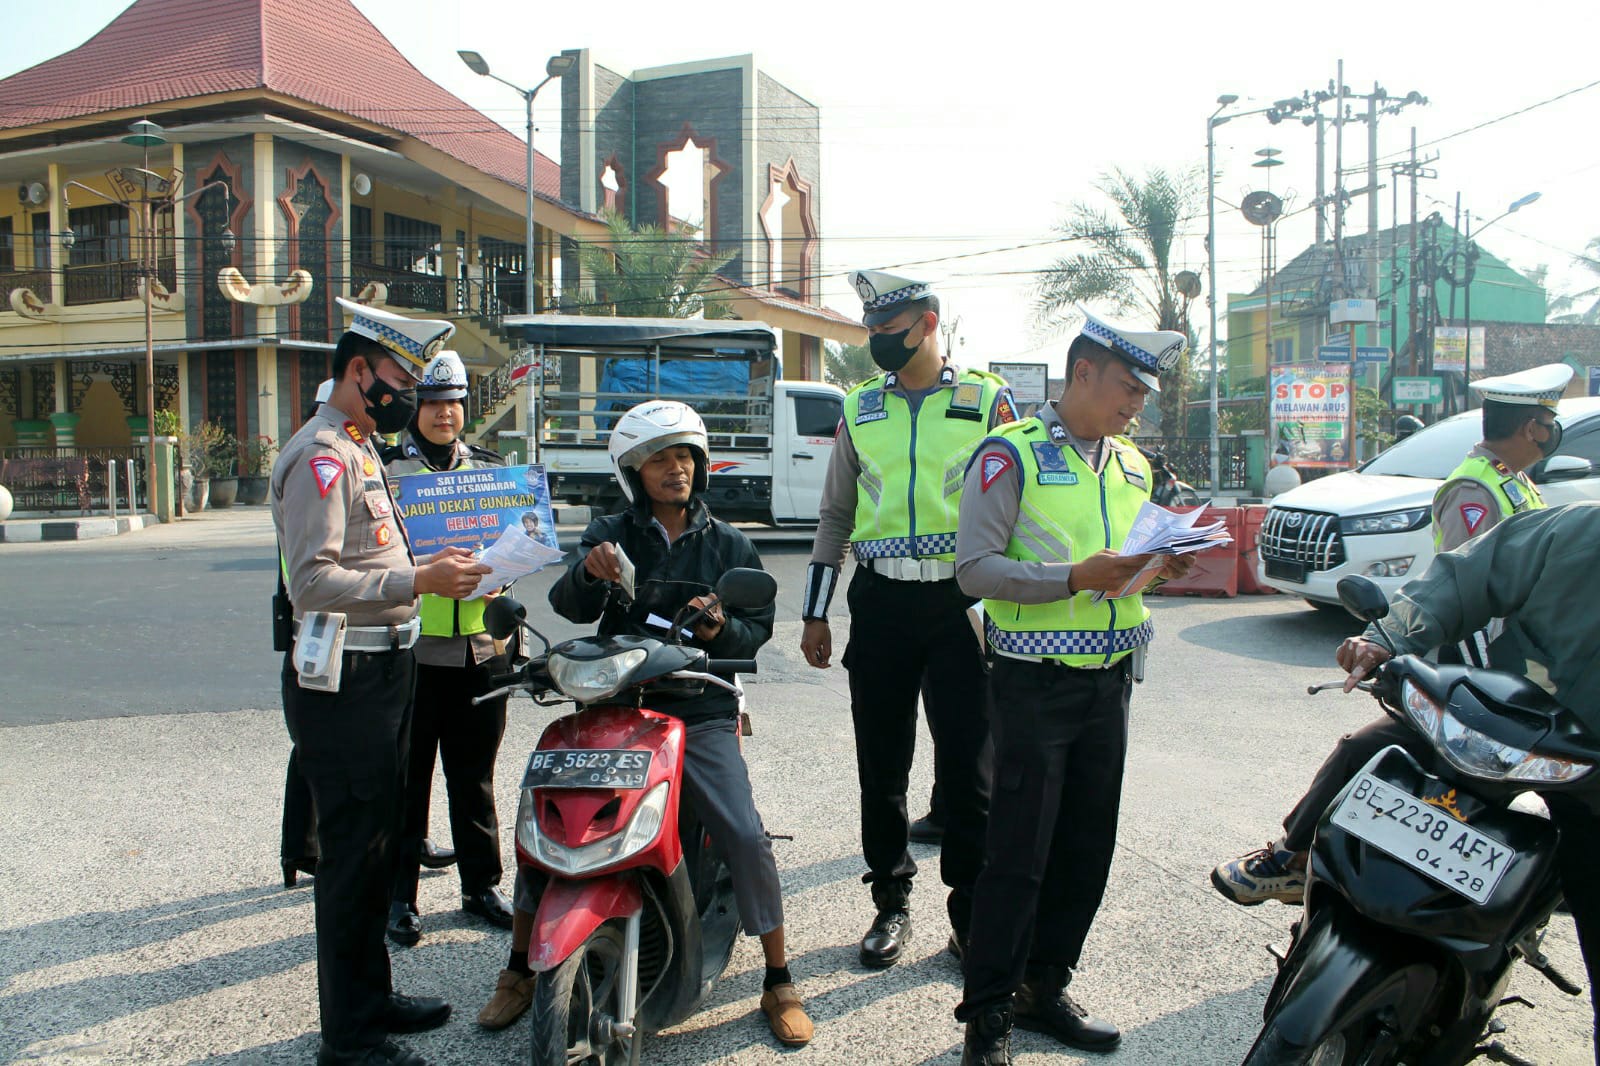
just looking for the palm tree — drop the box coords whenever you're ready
[1034,166,1202,444]
[575,212,737,319]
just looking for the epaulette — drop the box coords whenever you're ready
[961,367,1009,388]
[849,373,889,396]
[1490,458,1512,476]
[378,442,405,463]
[994,416,1043,439]
[468,444,508,465]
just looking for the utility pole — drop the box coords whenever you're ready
[1314,106,1327,244]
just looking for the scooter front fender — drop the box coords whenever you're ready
[528,874,643,973]
[1262,902,1440,1052]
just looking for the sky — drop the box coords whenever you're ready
[5,0,1599,376]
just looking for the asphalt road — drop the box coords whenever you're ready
[1,508,1593,1064]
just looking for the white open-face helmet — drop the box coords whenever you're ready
[608,400,710,504]
[418,351,469,400]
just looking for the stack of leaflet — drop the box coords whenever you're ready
[1090,501,1234,602]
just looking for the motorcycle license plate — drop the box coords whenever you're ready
[522,749,653,790]
[1330,772,1515,905]
[1264,557,1305,583]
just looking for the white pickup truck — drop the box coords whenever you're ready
[1258,396,1600,608]
[497,315,844,525]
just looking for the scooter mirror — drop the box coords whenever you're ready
[484,596,527,640]
[1335,576,1390,624]
[716,568,777,610]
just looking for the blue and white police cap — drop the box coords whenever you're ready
[417,351,469,400]
[851,269,934,326]
[335,296,454,382]
[1470,363,1574,409]
[1077,307,1188,393]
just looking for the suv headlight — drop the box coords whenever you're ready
[1402,680,1592,784]
[518,780,670,876]
[1341,508,1431,536]
[547,648,648,703]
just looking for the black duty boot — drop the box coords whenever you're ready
[960,1002,1014,1066]
[859,908,911,968]
[1014,965,1120,1052]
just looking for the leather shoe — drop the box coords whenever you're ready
[947,932,966,962]
[478,968,536,1030]
[909,812,944,845]
[315,1038,431,1065]
[282,856,317,889]
[1014,971,1120,1052]
[419,838,457,869]
[383,992,451,1034]
[760,982,814,1046]
[386,901,422,947]
[461,886,514,929]
[960,1003,1013,1066]
[859,908,911,968]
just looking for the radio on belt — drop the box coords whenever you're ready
[294,611,347,691]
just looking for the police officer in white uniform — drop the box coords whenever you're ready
[951,310,1193,1064]
[274,299,490,1066]
[802,270,1018,968]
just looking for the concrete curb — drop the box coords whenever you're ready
[0,512,158,543]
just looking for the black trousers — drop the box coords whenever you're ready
[282,649,415,1054]
[1280,716,1425,852]
[842,568,991,932]
[281,746,318,863]
[392,657,509,904]
[958,656,1131,1020]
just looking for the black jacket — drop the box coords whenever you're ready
[547,498,773,723]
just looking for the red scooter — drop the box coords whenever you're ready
[478,568,775,1065]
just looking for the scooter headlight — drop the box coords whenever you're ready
[547,648,648,703]
[517,780,671,876]
[1402,680,1592,784]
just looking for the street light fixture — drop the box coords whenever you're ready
[64,119,233,512]
[458,49,576,316]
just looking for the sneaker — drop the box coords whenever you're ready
[1211,842,1307,906]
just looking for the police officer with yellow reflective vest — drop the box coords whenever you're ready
[274,299,491,1066]
[382,351,517,946]
[1209,362,1574,910]
[801,270,1018,969]
[951,310,1194,1065]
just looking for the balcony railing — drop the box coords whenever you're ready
[62,257,176,306]
[0,269,53,308]
[352,261,446,313]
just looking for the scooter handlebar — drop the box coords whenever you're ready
[708,659,758,674]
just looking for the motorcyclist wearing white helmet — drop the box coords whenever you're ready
[476,401,813,1047]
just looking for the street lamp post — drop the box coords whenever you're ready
[64,120,234,512]
[1462,191,1540,398]
[1206,95,1238,495]
[458,50,576,315]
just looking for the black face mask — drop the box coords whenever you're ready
[868,325,921,372]
[1535,417,1563,459]
[362,367,416,435]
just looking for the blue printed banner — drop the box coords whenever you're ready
[389,463,558,554]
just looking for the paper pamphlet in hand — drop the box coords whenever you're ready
[1089,501,1233,602]
[387,462,565,597]
[613,544,638,603]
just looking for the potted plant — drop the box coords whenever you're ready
[235,434,274,505]
[153,409,184,515]
[181,421,226,511]
[208,427,241,509]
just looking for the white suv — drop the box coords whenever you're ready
[1258,397,1600,608]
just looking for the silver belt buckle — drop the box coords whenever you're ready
[919,559,940,581]
[899,557,921,581]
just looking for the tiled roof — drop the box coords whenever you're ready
[0,0,560,199]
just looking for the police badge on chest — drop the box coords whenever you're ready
[856,389,888,425]
[1031,442,1078,485]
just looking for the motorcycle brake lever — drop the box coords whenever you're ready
[472,684,518,706]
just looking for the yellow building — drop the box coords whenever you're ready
[0,0,860,488]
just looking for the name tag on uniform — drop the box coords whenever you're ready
[364,489,392,519]
[1031,442,1078,485]
[1504,479,1528,510]
[946,382,983,421]
[856,389,887,425]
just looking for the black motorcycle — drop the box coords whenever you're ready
[1139,446,1202,507]
[1243,576,1597,1066]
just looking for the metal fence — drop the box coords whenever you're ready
[0,446,147,513]
[1131,435,1248,492]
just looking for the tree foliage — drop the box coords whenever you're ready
[824,342,877,388]
[576,212,737,319]
[1034,167,1203,444]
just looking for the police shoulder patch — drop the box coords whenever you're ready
[308,456,344,498]
[1460,503,1488,534]
[993,388,1019,427]
[979,451,1014,491]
